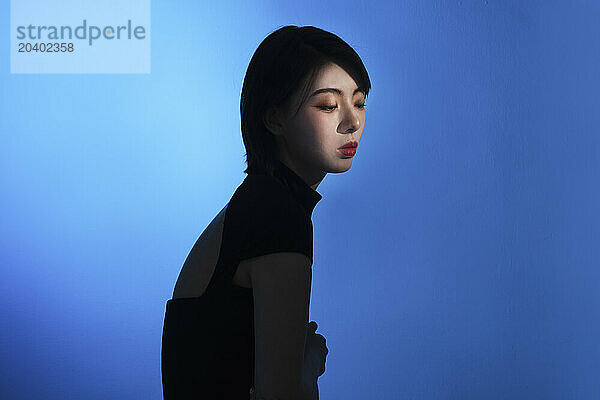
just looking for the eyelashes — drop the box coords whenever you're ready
[317,103,366,111]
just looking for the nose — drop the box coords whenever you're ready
[338,105,361,134]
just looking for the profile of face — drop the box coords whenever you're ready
[265,62,367,184]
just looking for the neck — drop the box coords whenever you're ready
[277,155,325,191]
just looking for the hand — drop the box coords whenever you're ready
[304,321,328,378]
[249,321,328,400]
[301,321,328,399]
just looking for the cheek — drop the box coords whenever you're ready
[290,113,335,147]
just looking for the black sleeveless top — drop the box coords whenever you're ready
[161,160,322,399]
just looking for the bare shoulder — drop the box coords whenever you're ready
[172,204,229,298]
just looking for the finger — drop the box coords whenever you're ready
[318,345,328,358]
[314,333,326,345]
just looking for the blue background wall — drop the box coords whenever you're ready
[1,1,599,399]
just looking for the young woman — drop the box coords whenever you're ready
[161,25,371,399]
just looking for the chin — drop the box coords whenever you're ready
[328,158,353,173]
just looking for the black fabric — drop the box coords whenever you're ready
[161,160,322,399]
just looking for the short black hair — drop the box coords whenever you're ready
[240,25,372,176]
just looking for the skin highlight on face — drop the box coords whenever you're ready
[264,62,367,190]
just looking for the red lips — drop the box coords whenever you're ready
[339,140,358,149]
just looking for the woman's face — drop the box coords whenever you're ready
[270,62,367,184]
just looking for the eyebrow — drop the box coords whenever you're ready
[309,87,365,98]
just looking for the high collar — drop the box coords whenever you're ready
[252,160,322,216]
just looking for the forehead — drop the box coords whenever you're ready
[309,62,360,93]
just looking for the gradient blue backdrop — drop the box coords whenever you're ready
[1,1,599,399]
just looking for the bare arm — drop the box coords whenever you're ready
[247,252,313,400]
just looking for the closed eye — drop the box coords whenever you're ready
[317,104,366,112]
[318,105,337,111]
